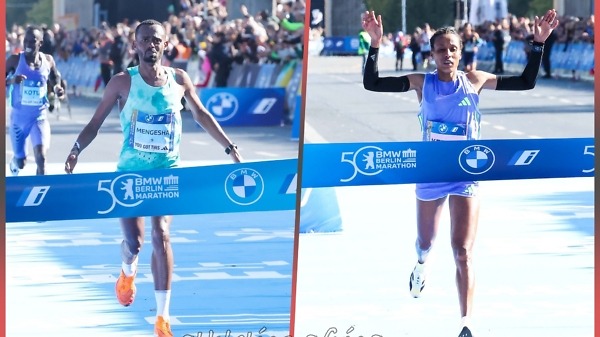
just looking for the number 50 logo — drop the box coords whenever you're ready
[97,173,144,214]
[582,145,594,173]
[340,145,384,182]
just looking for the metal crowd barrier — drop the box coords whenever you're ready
[310,37,594,79]
[477,40,594,77]
[56,57,302,92]
[55,57,304,120]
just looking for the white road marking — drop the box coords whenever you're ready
[255,151,280,157]
[303,122,329,143]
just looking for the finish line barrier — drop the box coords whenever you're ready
[7,139,594,228]
[301,138,594,188]
[6,159,298,223]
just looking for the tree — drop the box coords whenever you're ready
[527,0,553,17]
[26,0,53,26]
[5,0,53,27]
[6,0,37,28]
[507,0,529,17]
[363,0,454,35]
[507,0,551,18]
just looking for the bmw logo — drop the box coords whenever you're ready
[225,168,265,205]
[206,92,239,122]
[438,123,448,133]
[458,145,495,175]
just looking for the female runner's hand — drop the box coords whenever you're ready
[361,11,383,48]
[533,9,559,43]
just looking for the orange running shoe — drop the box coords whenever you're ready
[115,270,136,306]
[154,316,173,337]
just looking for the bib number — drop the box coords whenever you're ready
[21,80,47,106]
[130,110,175,153]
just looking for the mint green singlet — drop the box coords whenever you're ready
[117,66,184,171]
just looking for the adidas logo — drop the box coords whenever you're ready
[458,97,471,106]
[370,54,377,61]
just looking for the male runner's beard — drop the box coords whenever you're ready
[142,49,160,63]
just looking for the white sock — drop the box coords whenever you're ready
[155,290,171,321]
[461,315,472,328]
[122,256,138,277]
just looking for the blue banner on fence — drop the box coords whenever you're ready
[291,95,302,140]
[6,159,298,223]
[321,36,359,55]
[475,40,594,72]
[199,87,285,126]
[301,138,594,188]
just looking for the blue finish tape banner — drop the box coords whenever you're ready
[199,87,285,126]
[301,138,594,188]
[6,159,298,223]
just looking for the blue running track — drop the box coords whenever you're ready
[6,211,294,337]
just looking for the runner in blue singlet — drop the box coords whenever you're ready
[5,26,64,176]
[362,9,559,337]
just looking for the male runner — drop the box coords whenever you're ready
[64,20,242,337]
[6,25,64,176]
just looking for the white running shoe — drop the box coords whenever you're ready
[9,158,20,176]
[409,261,426,297]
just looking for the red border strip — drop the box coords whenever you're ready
[594,2,599,336]
[289,0,312,335]
[1,0,8,336]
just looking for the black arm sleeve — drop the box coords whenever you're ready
[495,42,543,91]
[363,47,410,92]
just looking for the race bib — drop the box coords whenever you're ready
[21,79,47,106]
[129,110,176,153]
[426,121,467,141]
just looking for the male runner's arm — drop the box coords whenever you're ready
[46,54,65,97]
[64,73,127,173]
[5,55,25,86]
[175,68,242,163]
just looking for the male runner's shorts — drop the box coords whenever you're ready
[10,116,50,158]
[415,181,479,201]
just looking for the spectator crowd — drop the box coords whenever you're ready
[355,12,594,78]
[6,0,306,89]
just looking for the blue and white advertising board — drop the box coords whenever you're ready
[199,87,286,126]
